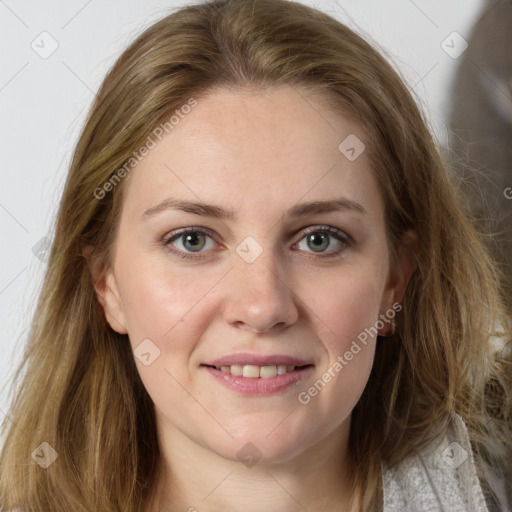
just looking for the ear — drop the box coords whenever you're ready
[82,244,128,335]
[380,229,418,311]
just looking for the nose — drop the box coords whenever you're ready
[221,248,299,334]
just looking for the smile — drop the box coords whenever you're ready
[201,364,315,395]
[205,364,308,378]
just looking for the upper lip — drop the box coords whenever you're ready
[203,353,314,367]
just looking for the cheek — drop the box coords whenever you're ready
[113,257,222,411]
[115,253,217,343]
[307,263,384,351]
[113,255,226,404]
[297,265,383,417]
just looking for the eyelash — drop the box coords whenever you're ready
[160,226,353,261]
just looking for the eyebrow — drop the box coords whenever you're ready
[140,197,367,221]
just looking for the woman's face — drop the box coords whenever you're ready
[94,85,413,464]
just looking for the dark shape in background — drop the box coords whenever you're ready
[448,1,512,510]
[448,0,512,313]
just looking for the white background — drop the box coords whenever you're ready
[0,0,486,416]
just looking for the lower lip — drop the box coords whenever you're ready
[201,365,314,395]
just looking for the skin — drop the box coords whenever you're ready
[88,85,416,511]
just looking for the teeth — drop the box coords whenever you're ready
[230,364,244,376]
[259,365,277,378]
[215,364,298,378]
[242,365,260,378]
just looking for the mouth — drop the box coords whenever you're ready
[201,363,314,378]
[200,359,315,395]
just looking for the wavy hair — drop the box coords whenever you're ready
[1,1,511,510]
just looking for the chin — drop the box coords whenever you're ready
[205,420,315,466]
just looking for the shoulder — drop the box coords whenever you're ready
[381,413,490,511]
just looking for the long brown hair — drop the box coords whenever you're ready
[1,1,510,510]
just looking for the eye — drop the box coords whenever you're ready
[162,227,217,260]
[294,226,352,256]
[161,225,352,261]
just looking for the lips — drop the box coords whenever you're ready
[200,353,314,393]
[202,363,314,395]
[202,354,313,379]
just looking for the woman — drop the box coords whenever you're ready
[0,0,510,510]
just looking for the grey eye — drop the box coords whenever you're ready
[166,230,215,254]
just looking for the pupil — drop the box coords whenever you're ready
[308,233,328,252]
[184,233,205,252]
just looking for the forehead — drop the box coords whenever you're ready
[120,85,383,222]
